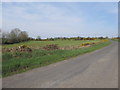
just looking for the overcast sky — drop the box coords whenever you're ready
[2,2,118,38]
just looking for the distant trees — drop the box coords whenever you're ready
[2,31,9,44]
[1,28,110,44]
[43,36,108,41]
[112,37,120,40]
[18,31,28,42]
[36,36,41,41]
[2,28,29,44]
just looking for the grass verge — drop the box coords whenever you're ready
[2,41,111,77]
[112,39,120,42]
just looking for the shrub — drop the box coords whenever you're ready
[101,39,109,42]
[81,42,95,47]
[18,45,32,52]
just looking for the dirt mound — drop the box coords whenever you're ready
[3,45,32,53]
[43,44,59,50]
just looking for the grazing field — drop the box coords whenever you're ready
[2,40,111,77]
[3,39,100,48]
[111,38,120,42]
[113,39,120,42]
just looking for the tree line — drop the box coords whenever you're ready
[2,28,29,44]
[2,28,110,45]
[35,36,109,41]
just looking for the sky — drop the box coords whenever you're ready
[2,2,118,38]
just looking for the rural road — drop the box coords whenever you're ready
[2,41,118,88]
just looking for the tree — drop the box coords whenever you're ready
[2,28,29,44]
[18,31,28,42]
[98,37,104,39]
[8,28,21,43]
[105,36,108,39]
[2,31,9,44]
[36,36,41,40]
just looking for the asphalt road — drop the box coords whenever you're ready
[2,41,118,88]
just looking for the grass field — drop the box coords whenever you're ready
[112,39,120,42]
[115,39,120,42]
[3,39,100,48]
[2,40,111,77]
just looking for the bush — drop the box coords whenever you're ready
[81,42,95,46]
[18,45,32,52]
[101,39,109,42]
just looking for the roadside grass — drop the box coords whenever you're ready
[112,39,120,42]
[2,41,111,77]
[3,39,100,48]
[118,39,120,42]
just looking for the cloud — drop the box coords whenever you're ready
[3,3,82,22]
[2,2,118,38]
[3,2,83,37]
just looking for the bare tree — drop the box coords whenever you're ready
[2,30,9,44]
[18,31,28,42]
[2,28,29,44]
[8,28,21,43]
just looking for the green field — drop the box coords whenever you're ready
[3,39,100,48]
[111,39,120,42]
[2,40,111,77]
[115,39,120,42]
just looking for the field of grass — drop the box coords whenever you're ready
[112,39,120,42]
[116,39,120,42]
[3,39,100,48]
[2,40,111,77]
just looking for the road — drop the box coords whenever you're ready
[2,41,118,88]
